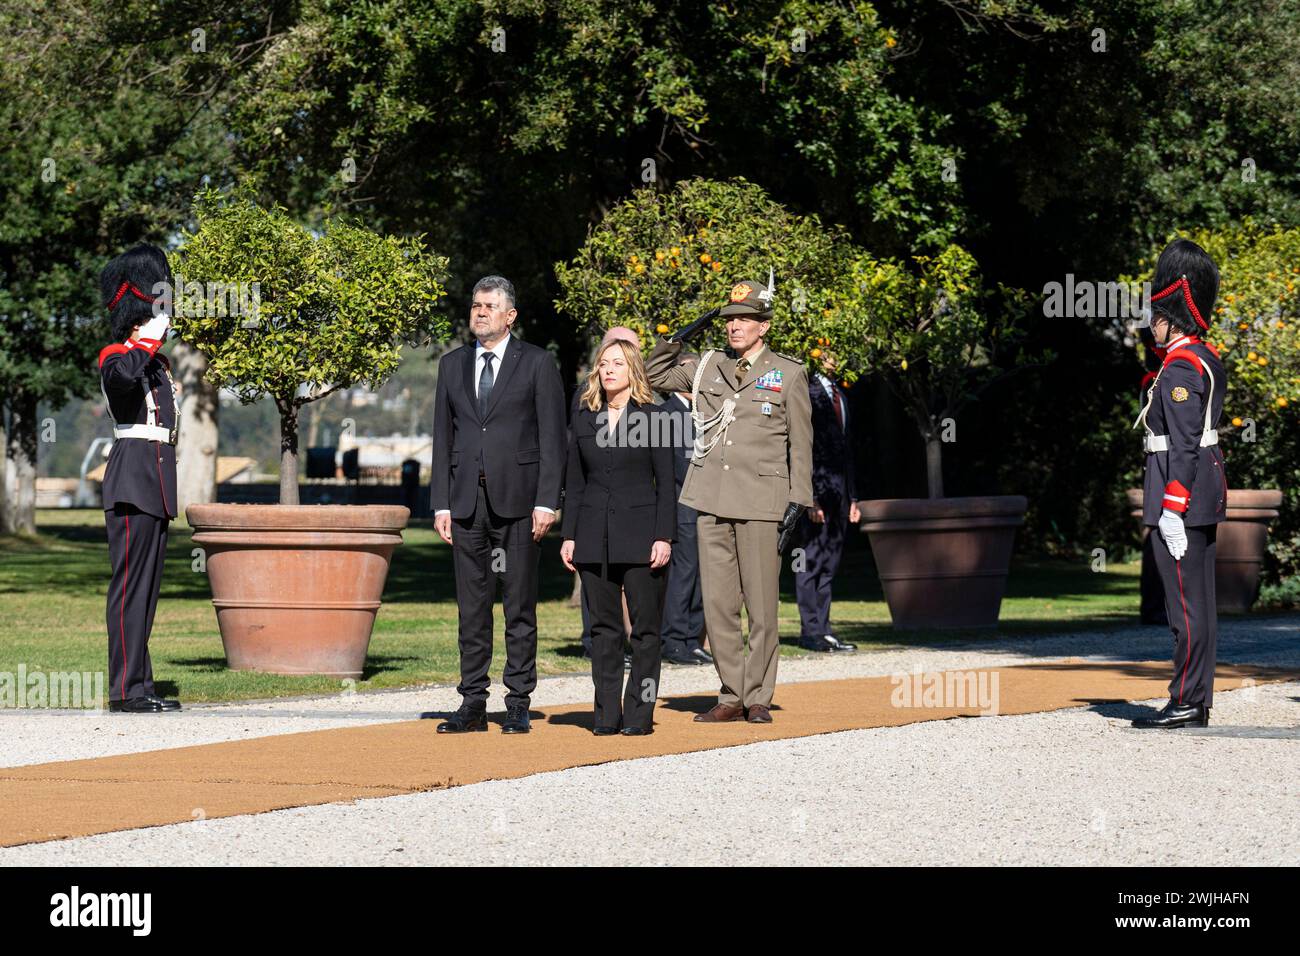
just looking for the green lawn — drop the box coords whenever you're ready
[0,508,1149,704]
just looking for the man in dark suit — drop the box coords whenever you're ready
[794,359,859,653]
[430,276,567,734]
[657,362,712,666]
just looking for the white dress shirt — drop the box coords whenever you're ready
[474,335,510,397]
[816,372,846,430]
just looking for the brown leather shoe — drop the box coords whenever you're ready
[746,704,773,723]
[694,703,745,723]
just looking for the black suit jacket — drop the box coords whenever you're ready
[808,375,856,506]
[561,400,676,564]
[657,394,694,488]
[431,336,566,520]
[99,340,178,519]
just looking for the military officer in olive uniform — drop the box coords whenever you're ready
[1132,238,1227,729]
[98,244,182,714]
[645,278,814,723]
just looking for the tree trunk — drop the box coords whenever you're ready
[173,342,218,520]
[2,393,38,534]
[278,400,300,505]
[306,400,321,449]
[924,430,944,499]
[0,408,7,533]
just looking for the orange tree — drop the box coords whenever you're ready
[554,177,866,381]
[836,245,1036,498]
[173,188,450,504]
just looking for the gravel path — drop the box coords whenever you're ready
[2,614,1297,769]
[3,679,1295,866]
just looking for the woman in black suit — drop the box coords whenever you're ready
[561,338,675,735]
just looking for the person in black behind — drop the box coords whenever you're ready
[431,276,567,735]
[794,355,859,652]
[657,354,713,666]
[98,244,181,713]
[561,339,675,735]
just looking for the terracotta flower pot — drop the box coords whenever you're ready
[859,495,1028,629]
[186,503,410,677]
[1127,488,1282,613]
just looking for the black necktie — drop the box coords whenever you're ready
[479,352,495,419]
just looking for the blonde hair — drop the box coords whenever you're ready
[580,339,655,412]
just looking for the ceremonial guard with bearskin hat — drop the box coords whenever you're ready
[98,244,182,714]
[1132,238,1227,729]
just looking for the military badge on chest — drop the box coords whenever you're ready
[755,369,783,393]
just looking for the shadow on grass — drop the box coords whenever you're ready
[167,654,422,681]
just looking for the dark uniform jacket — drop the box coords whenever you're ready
[1140,337,1228,527]
[430,336,567,520]
[98,338,178,519]
[561,400,676,564]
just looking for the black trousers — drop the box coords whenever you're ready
[1152,523,1219,707]
[1139,529,1168,624]
[794,496,848,640]
[105,503,167,702]
[580,562,666,729]
[451,483,540,708]
[660,500,705,654]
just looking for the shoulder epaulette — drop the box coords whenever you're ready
[98,343,129,368]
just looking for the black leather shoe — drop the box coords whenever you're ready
[109,697,165,714]
[501,704,531,734]
[662,648,707,666]
[799,634,857,653]
[592,725,620,736]
[143,695,181,711]
[688,647,714,665]
[1131,701,1209,729]
[620,726,652,736]
[436,704,488,733]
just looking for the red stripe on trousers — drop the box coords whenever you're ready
[1175,559,1193,704]
[121,513,130,701]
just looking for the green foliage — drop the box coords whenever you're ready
[555,178,864,376]
[0,1,248,410]
[230,0,966,254]
[174,188,452,409]
[842,243,1037,452]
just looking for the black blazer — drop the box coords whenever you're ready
[98,341,178,519]
[431,336,567,520]
[808,374,856,506]
[561,400,676,564]
[656,394,694,489]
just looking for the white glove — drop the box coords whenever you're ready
[1158,508,1187,561]
[137,312,171,342]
